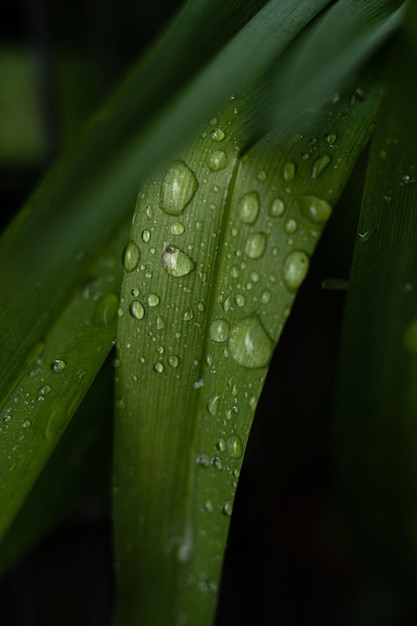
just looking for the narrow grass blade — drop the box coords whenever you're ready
[114,75,381,626]
[336,21,417,622]
[0,219,128,542]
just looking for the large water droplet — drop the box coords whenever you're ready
[129,300,145,320]
[227,435,243,458]
[283,162,296,182]
[269,198,285,217]
[122,241,140,272]
[170,222,185,236]
[50,359,66,374]
[222,501,233,516]
[229,316,273,368]
[299,195,332,224]
[154,362,164,374]
[285,218,298,234]
[160,161,198,216]
[208,151,228,172]
[326,133,337,146]
[311,155,331,178]
[237,191,260,225]
[245,232,267,259]
[210,128,225,142]
[168,354,180,368]
[162,244,196,277]
[147,293,160,307]
[282,250,310,292]
[209,319,229,342]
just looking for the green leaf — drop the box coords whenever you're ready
[114,74,381,625]
[336,20,417,622]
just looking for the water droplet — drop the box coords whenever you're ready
[222,501,233,516]
[261,289,271,304]
[141,229,151,243]
[170,221,185,236]
[154,362,164,374]
[212,456,223,470]
[235,294,245,307]
[160,161,198,216]
[282,250,310,292]
[245,232,267,259]
[311,155,331,178]
[168,354,179,368]
[196,454,210,467]
[203,500,214,513]
[131,287,140,297]
[122,241,140,272]
[129,300,145,320]
[299,195,332,224]
[94,293,118,325]
[230,265,240,278]
[227,435,243,458]
[283,162,295,182]
[50,359,66,374]
[209,117,218,126]
[285,218,298,234]
[207,395,220,416]
[37,384,51,401]
[216,438,226,452]
[237,191,260,224]
[269,197,285,217]
[358,228,374,243]
[208,150,228,172]
[229,316,273,368]
[210,128,225,141]
[162,244,196,277]
[183,309,194,321]
[258,170,267,182]
[21,419,32,430]
[209,319,229,342]
[156,314,165,330]
[326,133,337,146]
[147,293,160,307]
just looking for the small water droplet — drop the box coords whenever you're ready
[183,309,194,321]
[168,354,180,368]
[222,501,233,516]
[129,300,145,320]
[37,384,51,401]
[94,293,119,325]
[207,395,220,416]
[237,191,260,225]
[50,359,66,374]
[208,150,228,171]
[203,500,214,513]
[299,195,332,224]
[229,316,273,368]
[210,128,225,142]
[216,438,226,452]
[147,293,160,307]
[197,454,210,467]
[230,265,240,278]
[258,170,267,182]
[122,241,140,272]
[245,232,267,259]
[212,456,223,470]
[269,198,285,217]
[326,133,337,146]
[282,250,310,292]
[227,435,243,458]
[209,319,229,342]
[235,294,245,307]
[141,229,151,243]
[283,162,296,182]
[21,419,32,430]
[156,314,165,330]
[209,117,218,126]
[170,221,185,236]
[160,161,198,216]
[162,244,196,277]
[358,228,374,243]
[131,287,140,297]
[285,218,298,234]
[154,362,164,374]
[311,155,331,178]
[261,289,271,304]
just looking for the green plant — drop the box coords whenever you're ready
[1,0,416,624]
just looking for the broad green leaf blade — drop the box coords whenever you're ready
[0,358,114,574]
[336,23,417,622]
[114,77,381,626]
[0,0,330,406]
[270,0,405,129]
[0,219,128,542]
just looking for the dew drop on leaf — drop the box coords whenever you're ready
[160,160,198,216]
[269,197,285,217]
[50,359,66,374]
[170,222,185,235]
[245,232,267,259]
[153,362,164,374]
[95,293,119,325]
[129,300,145,320]
[209,319,229,342]
[237,191,260,224]
[326,133,337,146]
[208,150,228,172]
[162,244,196,277]
[282,162,296,182]
[311,154,331,178]
[285,218,298,234]
[147,293,160,307]
[122,241,140,272]
[210,128,225,141]
[229,316,273,368]
[299,195,332,224]
[207,395,220,416]
[167,354,180,368]
[141,229,151,243]
[282,250,310,292]
[222,501,233,516]
[227,435,243,458]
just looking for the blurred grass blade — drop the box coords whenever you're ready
[0,0,331,405]
[114,74,381,625]
[0,219,128,542]
[0,359,114,574]
[270,0,405,129]
[336,20,417,622]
